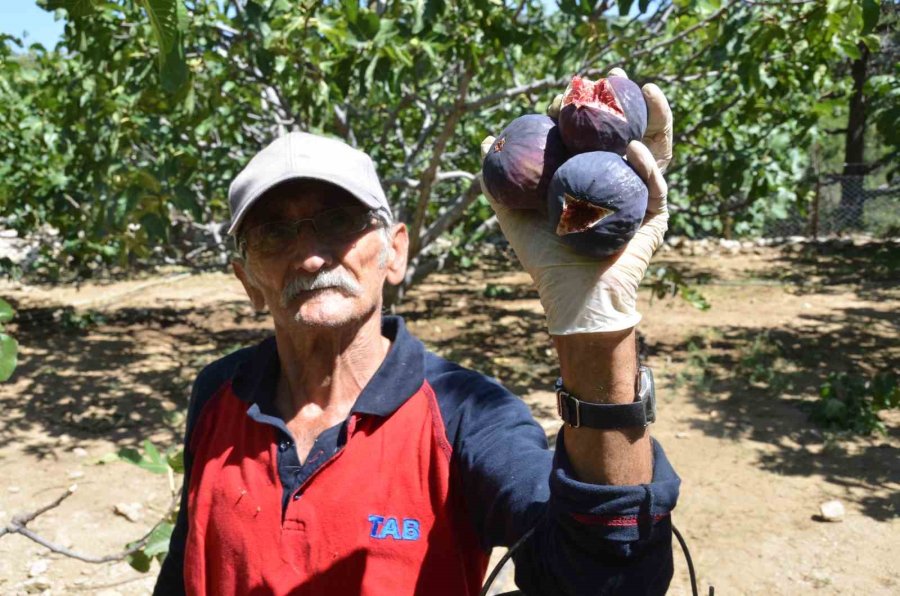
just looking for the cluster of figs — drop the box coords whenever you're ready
[482,74,649,257]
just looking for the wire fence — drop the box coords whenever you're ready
[764,174,900,239]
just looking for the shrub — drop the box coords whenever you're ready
[811,371,899,435]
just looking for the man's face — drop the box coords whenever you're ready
[232,180,408,331]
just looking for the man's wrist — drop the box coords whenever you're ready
[556,366,655,429]
[553,328,638,405]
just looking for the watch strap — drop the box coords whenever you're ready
[556,366,656,429]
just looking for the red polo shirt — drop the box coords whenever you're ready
[155,317,680,595]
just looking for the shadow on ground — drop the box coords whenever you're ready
[657,239,899,301]
[397,270,557,397]
[752,240,899,298]
[2,302,272,457]
[655,301,899,521]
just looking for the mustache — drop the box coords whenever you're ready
[280,268,363,307]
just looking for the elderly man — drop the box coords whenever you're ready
[155,72,679,596]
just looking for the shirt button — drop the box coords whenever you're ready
[293,493,301,501]
[279,441,291,451]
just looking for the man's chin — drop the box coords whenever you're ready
[291,312,357,328]
[290,298,365,329]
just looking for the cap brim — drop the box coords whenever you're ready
[227,174,383,236]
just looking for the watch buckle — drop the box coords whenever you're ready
[556,389,581,428]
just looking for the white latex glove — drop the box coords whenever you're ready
[480,69,672,335]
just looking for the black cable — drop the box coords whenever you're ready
[672,524,699,596]
[479,526,536,596]
[482,522,710,596]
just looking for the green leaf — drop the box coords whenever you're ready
[681,287,712,311]
[837,39,861,60]
[118,443,170,474]
[0,333,17,382]
[137,459,170,474]
[167,448,184,474]
[349,9,380,41]
[159,42,190,94]
[136,0,189,94]
[143,439,164,466]
[860,33,881,52]
[137,0,178,53]
[118,447,144,466]
[143,522,175,557]
[39,0,97,18]
[822,397,846,421]
[126,549,152,573]
[423,0,446,25]
[140,213,168,241]
[861,0,880,34]
[618,0,635,16]
[0,298,14,324]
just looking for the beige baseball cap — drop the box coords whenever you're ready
[227,132,390,236]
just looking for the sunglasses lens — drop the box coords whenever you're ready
[317,209,370,239]
[243,209,376,255]
[246,222,297,254]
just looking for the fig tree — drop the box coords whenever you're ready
[482,114,569,210]
[558,75,647,156]
[547,151,648,257]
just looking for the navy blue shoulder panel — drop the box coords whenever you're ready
[423,351,553,548]
[185,344,259,440]
[422,352,543,446]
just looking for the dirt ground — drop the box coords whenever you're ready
[0,242,897,595]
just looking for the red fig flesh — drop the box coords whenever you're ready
[558,75,648,156]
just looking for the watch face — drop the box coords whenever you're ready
[639,366,656,424]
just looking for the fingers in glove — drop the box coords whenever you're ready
[547,94,563,119]
[641,83,673,172]
[480,135,496,161]
[613,141,668,280]
[626,141,667,215]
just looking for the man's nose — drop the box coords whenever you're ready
[288,223,334,273]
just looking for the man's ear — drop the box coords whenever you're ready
[232,258,267,311]
[385,223,409,286]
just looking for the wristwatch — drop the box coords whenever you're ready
[555,365,656,429]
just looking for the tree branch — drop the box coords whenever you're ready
[0,485,77,538]
[630,1,735,59]
[384,170,475,189]
[460,2,733,113]
[420,175,483,249]
[333,104,357,147]
[677,93,744,141]
[1,485,180,564]
[407,66,475,258]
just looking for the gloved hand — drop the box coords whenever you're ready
[480,69,672,336]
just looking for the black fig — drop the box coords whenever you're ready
[482,114,569,210]
[547,151,648,257]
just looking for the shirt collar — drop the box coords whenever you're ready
[231,315,426,419]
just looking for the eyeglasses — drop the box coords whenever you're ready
[240,208,381,256]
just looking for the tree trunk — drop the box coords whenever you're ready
[839,42,870,229]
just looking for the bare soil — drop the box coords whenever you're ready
[0,243,897,595]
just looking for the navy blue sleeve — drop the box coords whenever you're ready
[153,347,255,596]
[427,354,680,596]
